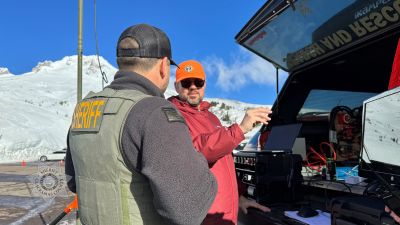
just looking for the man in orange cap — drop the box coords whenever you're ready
[168,59,271,225]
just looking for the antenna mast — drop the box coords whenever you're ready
[77,0,83,101]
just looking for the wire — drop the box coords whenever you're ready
[304,145,327,172]
[308,146,327,163]
[94,0,108,89]
[330,180,352,193]
[362,145,400,200]
[287,155,294,188]
[304,141,340,174]
[319,142,337,160]
[274,65,279,117]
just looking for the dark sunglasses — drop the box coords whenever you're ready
[180,79,205,89]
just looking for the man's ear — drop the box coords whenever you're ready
[160,57,168,79]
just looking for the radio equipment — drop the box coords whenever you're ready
[234,150,303,205]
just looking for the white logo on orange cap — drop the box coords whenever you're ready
[184,65,193,72]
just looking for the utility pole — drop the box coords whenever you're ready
[77,0,83,101]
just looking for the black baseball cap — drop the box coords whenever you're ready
[116,24,178,67]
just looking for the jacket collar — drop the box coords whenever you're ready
[168,96,211,112]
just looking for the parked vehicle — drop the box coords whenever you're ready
[235,141,248,150]
[233,0,400,221]
[39,148,67,162]
[235,0,400,165]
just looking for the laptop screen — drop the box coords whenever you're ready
[263,123,302,152]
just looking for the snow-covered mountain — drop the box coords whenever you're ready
[0,67,13,77]
[0,56,269,163]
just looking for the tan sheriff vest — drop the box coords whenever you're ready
[69,88,165,225]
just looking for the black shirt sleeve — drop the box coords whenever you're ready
[65,131,76,193]
[121,97,217,225]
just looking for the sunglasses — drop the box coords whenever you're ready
[180,78,205,89]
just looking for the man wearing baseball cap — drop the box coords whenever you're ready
[66,25,216,225]
[169,60,271,225]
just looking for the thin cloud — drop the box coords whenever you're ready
[202,47,287,92]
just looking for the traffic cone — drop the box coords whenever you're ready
[21,160,26,167]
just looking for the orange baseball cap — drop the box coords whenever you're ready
[175,60,206,82]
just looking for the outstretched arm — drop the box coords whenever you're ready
[192,123,244,163]
[191,107,272,163]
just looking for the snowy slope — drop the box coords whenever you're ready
[0,56,269,163]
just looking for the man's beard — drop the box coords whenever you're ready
[187,97,201,106]
[180,92,202,106]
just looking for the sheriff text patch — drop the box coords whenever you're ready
[71,98,107,132]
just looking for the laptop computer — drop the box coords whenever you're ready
[263,123,303,153]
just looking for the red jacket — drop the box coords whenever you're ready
[169,97,245,225]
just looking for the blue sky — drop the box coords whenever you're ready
[0,0,288,105]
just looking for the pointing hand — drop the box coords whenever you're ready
[239,107,272,134]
